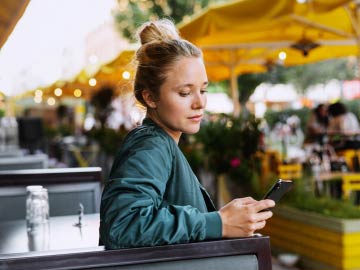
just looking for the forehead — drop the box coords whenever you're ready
[166,57,207,84]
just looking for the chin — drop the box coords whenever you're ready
[184,126,201,134]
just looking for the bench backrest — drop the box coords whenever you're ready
[0,167,102,221]
[0,236,272,270]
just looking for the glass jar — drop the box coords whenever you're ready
[26,186,49,229]
[26,185,50,251]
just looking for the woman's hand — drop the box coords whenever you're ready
[218,197,275,238]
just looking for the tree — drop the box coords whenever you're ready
[236,73,268,117]
[114,0,220,41]
[270,58,357,92]
[233,57,357,112]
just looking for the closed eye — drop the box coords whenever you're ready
[179,92,190,97]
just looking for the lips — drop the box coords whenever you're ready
[188,115,202,121]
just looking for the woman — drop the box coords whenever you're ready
[305,103,329,144]
[100,19,274,249]
[327,102,359,135]
[327,102,360,150]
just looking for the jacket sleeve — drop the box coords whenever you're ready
[100,134,221,248]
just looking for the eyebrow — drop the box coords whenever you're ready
[174,81,209,89]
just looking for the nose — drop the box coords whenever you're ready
[192,92,206,110]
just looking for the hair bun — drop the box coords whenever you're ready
[137,19,180,45]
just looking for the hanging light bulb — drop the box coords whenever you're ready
[122,71,131,80]
[278,51,287,61]
[47,97,56,106]
[54,88,63,96]
[89,78,97,86]
[74,88,82,98]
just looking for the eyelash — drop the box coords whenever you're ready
[179,89,207,97]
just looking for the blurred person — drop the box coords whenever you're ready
[305,104,329,144]
[287,115,304,147]
[328,102,359,135]
[99,19,275,249]
[327,102,360,150]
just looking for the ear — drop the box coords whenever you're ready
[142,89,157,109]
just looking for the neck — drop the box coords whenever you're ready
[146,113,181,144]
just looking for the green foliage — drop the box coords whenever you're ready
[237,73,268,104]
[193,113,262,187]
[207,81,228,93]
[86,126,128,156]
[269,58,356,92]
[90,86,115,129]
[281,179,360,219]
[44,125,72,139]
[0,110,4,118]
[179,135,204,172]
[264,107,311,132]
[114,0,219,42]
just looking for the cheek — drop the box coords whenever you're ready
[160,97,184,114]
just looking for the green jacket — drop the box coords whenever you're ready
[100,118,222,248]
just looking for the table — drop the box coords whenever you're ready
[0,214,99,254]
[317,172,360,200]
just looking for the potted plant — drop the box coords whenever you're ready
[260,179,360,270]
[190,113,262,198]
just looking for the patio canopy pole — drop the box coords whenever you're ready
[344,2,360,77]
[230,64,240,117]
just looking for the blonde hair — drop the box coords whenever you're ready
[134,19,202,107]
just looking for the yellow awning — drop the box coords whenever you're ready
[35,49,137,101]
[179,0,359,82]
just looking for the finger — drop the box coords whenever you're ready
[255,210,273,222]
[253,199,275,213]
[254,220,267,231]
[236,197,257,205]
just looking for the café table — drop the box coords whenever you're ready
[0,213,99,254]
[317,171,360,200]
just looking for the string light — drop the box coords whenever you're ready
[89,78,97,86]
[122,71,130,80]
[47,97,56,106]
[74,88,82,98]
[34,96,42,103]
[54,88,63,96]
[278,51,287,61]
[35,89,43,97]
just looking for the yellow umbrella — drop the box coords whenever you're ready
[179,0,359,115]
[39,48,137,101]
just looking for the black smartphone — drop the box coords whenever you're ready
[262,179,293,209]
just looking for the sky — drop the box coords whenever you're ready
[0,0,126,97]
